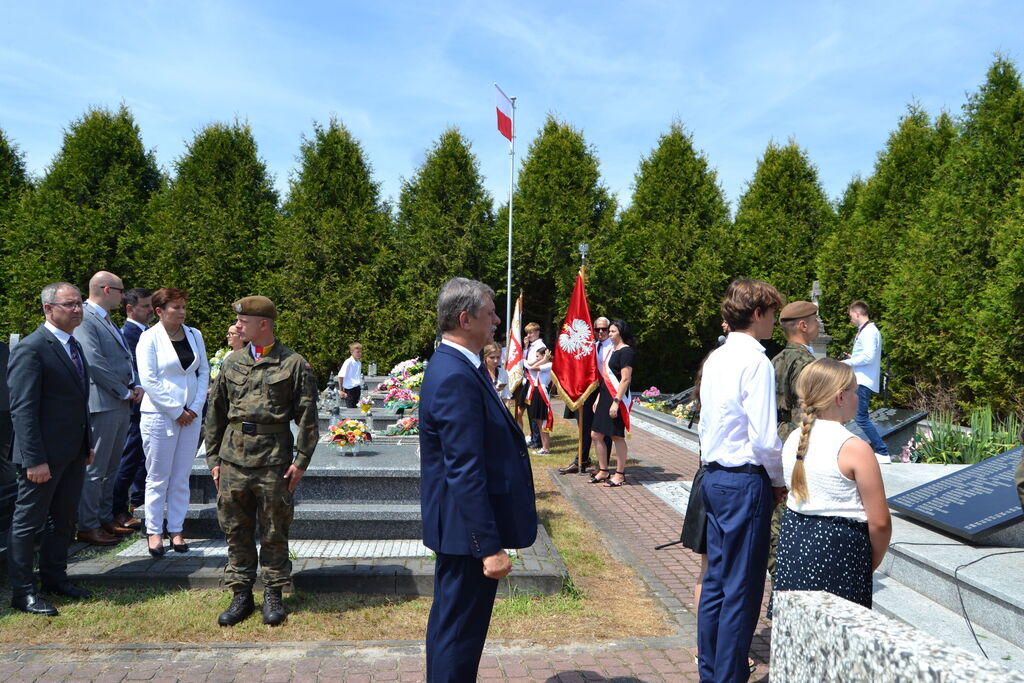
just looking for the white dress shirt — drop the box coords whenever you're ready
[440,339,480,368]
[526,338,551,386]
[44,321,75,359]
[698,332,784,486]
[842,321,881,392]
[337,356,363,390]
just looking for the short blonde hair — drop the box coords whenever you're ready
[524,322,540,334]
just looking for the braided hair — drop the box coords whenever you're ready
[790,358,856,504]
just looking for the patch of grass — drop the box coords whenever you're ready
[0,414,671,645]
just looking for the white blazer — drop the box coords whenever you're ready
[842,321,882,392]
[138,324,209,418]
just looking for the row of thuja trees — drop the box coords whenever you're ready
[2,56,1024,413]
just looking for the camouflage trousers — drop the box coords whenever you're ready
[216,460,294,590]
[767,502,784,579]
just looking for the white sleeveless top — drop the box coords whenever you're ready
[782,419,868,521]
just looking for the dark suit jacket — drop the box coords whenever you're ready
[419,343,537,557]
[121,320,146,416]
[0,341,10,413]
[8,325,93,468]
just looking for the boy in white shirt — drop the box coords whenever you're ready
[337,343,363,409]
[697,279,787,682]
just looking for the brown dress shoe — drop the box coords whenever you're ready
[76,528,120,546]
[112,512,142,530]
[102,521,135,536]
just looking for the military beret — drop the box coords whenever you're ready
[233,295,278,320]
[779,301,818,321]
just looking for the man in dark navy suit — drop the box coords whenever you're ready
[8,282,96,615]
[419,277,538,682]
[110,287,152,530]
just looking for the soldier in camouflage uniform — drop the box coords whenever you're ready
[204,296,319,627]
[768,300,820,577]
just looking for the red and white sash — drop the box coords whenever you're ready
[599,344,630,433]
[525,341,554,432]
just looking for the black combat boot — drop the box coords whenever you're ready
[262,587,287,626]
[217,590,254,627]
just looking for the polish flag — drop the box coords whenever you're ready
[495,84,513,142]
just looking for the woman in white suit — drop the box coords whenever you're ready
[137,288,209,557]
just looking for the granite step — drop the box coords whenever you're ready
[873,575,1024,671]
[878,465,1024,650]
[173,502,422,540]
[876,515,1024,650]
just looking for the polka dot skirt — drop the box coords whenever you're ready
[768,508,872,618]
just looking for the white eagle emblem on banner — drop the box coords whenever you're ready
[559,319,595,359]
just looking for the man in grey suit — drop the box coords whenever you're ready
[8,282,96,615]
[76,271,142,546]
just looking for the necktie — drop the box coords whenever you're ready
[68,336,87,389]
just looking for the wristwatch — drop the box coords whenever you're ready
[612,397,621,403]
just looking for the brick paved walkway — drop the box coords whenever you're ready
[0,413,773,681]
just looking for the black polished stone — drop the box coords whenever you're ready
[888,446,1024,541]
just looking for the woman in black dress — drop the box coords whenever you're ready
[590,319,634,487]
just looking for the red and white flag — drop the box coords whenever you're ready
[551,269,599,412]
[505,292,524,393]
[495,84,513,142]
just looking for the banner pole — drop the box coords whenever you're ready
[505,96,516,343]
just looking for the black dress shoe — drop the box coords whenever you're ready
[149,545,166,558]
[41,582,92,600]
[171,541,189,553]
[558,461,592,474]
[11,593,58,616]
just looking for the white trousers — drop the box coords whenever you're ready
[141,412,201,536]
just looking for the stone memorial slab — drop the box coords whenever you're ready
[888,447,1024,542]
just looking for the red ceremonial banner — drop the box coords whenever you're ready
[550,269,599,411]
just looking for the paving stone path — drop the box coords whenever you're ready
[0,411,773,681]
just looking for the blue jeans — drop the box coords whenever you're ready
[856,384,889,455]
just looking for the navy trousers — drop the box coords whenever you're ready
[698,466,773,683]
[111,414,146,516]
[425,553,499,682]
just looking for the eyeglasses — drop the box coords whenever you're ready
[50,301,84,310]
[595,327,609,332]
[105,285,124,292]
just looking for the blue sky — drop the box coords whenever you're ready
[2,1,1022,212]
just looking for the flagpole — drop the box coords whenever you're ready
[505,95,516,342]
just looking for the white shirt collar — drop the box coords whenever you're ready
[441,338,481,368]
[126,318,147,331]
[44,321,73,345]
[724,330,767,354]
[85,299,109,321]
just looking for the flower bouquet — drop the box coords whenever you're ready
[378,375,404,392]
[357,396,373,414]
[209,347,232,380]
[328,418,372,456]
[384,387,419,411]
[640,386,662,402]
[673,401,696,424]
[385,417,419,436]
[402,372,424,389]
[389,358,427,377]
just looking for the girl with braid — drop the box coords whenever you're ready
[770,358,891,614]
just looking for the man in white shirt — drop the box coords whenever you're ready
[841,301,890,463]
[697,279,787,683]
[337,342,363,409]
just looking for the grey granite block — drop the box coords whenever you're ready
[772,591,1024,681]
